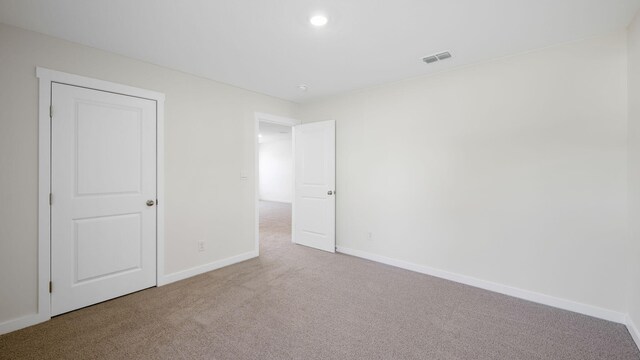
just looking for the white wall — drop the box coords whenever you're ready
[259,137,293,203]
[0,23,295,327]
[627,11,640,338]
[297,32,630,315]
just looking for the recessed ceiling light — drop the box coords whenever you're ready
[258,134,263,138]
[298,84,309,92]
[310,15,328,27]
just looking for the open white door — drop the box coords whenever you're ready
[51,83,157,316]
[293,120,336,252]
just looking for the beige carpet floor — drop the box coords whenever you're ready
[1,200,639,359]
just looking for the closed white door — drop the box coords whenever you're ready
[293,120,336,252]
[51,83,157,316]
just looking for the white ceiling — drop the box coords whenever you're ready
[1,0,638,102]
[259,122,291,144]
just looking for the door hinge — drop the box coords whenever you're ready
[49,281,52,293]
[49,105,53,118]
[49,193,53,206]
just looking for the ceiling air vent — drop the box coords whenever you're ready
[423,55,438,64]
[422,51,452,64]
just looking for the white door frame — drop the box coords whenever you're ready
[254,112,300,253]
[36,67,165,323]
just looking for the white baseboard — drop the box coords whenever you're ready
[158,250,258,286]
[0,313,48,336]
[627,315,640,351]
[336,246,627,324]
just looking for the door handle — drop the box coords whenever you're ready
[146,200,155,207]
[327,190,333,195]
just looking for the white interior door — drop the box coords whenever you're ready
[293,120,336,252]
[51,83,157,316]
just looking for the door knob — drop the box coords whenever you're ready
[146,200,155,207]
[327,190,333,195]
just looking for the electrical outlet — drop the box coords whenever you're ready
[198,240,205,252]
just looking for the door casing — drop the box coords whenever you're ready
[36,67,166,322]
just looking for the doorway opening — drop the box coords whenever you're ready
[256,116,295,254]
[254,112,336,255]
